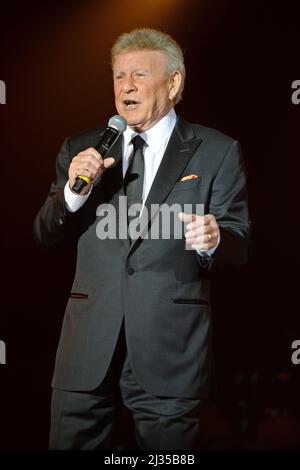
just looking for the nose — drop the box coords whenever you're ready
[122,76,137,93]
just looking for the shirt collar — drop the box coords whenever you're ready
[123,108,177,151]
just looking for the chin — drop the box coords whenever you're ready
[125,117,143,130]
[119,108,141,123]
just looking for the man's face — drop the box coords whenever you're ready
[113,49,178,132]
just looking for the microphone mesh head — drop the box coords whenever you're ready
[108,115,127,133]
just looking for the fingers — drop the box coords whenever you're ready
[72,148,103,177]
[185,232,215,251]
[77,147,102,160]
[178,212,197,224]
[179,212,220,250]
[178,212,213,232]
[103,157,116,169]
[69,147,115,187]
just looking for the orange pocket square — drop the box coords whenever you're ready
[179,174,199,182]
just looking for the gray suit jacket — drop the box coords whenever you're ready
[34,116,250,398]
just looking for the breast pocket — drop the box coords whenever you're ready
[171,178,201,192]
[166,177,204,210]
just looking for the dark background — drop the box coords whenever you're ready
[0,0,299,450]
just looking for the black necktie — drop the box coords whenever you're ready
[124,135,145,240]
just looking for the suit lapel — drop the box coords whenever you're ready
[102,136,132,249]
[104,135,124,196]
[127,117,203,254]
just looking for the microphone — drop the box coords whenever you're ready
[72,114,127,194]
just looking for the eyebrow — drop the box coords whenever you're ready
[114,68,151,76]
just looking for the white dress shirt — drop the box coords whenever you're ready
[121,108,176,206]
[64,108,176,211]
[64,108,218,256]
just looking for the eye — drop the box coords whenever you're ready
[134,72,146,78]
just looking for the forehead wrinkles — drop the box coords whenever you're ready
[113,51,168,76]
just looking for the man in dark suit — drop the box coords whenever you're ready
[34,28,250,450]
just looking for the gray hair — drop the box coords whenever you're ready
[111,28,185,104]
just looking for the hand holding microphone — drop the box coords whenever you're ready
[68,148,115,195]
[69,115,127,194]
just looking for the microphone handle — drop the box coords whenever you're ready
[72,127,119,194]
[72,175,91,194]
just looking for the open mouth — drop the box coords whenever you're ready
[123,99,140,108]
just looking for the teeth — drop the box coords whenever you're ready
[125,100,137,105]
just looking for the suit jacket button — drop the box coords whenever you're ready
[126,267,135,275]
[57,217,64,225]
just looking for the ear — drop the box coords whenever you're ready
[168,71,182,101]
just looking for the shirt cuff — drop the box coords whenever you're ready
[64,181,92,213]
